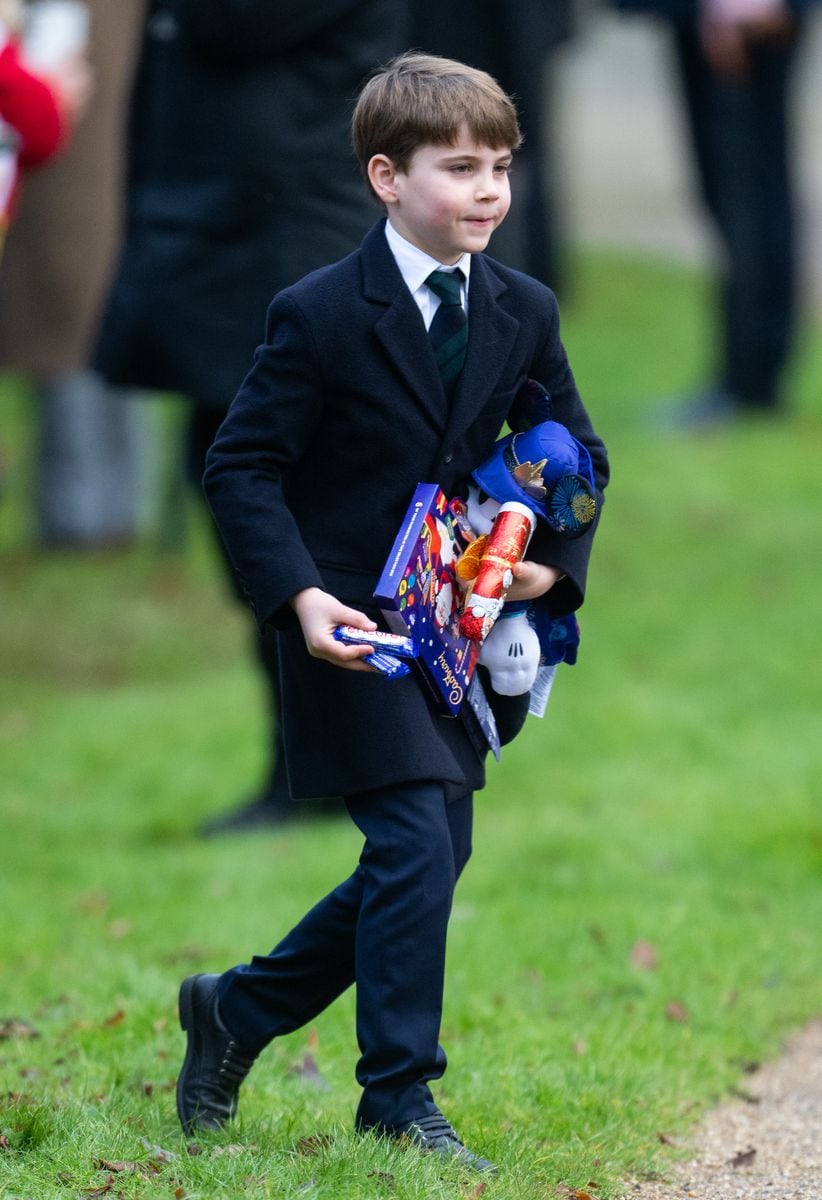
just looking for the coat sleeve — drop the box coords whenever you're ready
[515,289,610,618]
[176,0,370,62]
[203,292,327,629]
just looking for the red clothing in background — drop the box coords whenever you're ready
[0,27,65,227]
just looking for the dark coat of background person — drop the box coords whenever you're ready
[204,221,609,801]
[94,0,407,830]
[612,0,817,417]
[95,0,405,413]
[410,0,575,290]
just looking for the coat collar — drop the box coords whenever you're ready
[361,220,520,438]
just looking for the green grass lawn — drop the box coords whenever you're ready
[1,249,821,1199]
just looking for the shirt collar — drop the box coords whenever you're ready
[385,220,471,296]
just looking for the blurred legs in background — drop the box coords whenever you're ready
[36,370,145,547]
[672,22,800,421]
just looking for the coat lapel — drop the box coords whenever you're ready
[361,222,447,430]
[443,254,519,447]
[360,225,520,438]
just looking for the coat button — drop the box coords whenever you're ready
[443,451,453,464]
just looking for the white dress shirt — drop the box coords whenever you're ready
[384,220,470,331]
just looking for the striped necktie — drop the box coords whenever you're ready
[426,268,467,394]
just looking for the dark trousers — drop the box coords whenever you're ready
[216,781,473,1129]
[673,23,800,408]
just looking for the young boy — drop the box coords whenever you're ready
[177,52,609,1170]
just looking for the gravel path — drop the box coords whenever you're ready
[626,1020,822,1200]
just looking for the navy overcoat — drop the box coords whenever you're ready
[204,221,610,799]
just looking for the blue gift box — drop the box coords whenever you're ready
[374,483,479,716]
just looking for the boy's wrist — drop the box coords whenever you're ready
[289,585,322,614]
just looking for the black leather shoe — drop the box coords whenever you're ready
[176,973,258,1134]
[390,1111,496,1172]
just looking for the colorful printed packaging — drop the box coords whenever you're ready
[374,483,479,716]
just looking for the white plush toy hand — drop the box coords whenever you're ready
[479,609,541,696]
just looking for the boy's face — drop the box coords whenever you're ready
[369,125,512,264]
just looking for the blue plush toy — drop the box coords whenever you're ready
[458,386,596,699]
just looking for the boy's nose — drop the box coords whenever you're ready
[475,173,499,198]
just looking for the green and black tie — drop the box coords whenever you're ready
[426,268,467,394]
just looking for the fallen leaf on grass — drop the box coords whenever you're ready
[657,1131,682,1146]
[571,1039,588,1056]
[729,1146,756,1168]
[630,940,658,971]
[0,1133,11,1151]
[463,1182,487,1198]
[95,1159,140,1174]
[295,1134,333,1156]
[664,1001,689,1023]
[138,1137,178,1162]
[0,1018,39,1040]
[138,1079,175,1096]
[211,1143,258,1157]
[173,1187,187,1199]
[82,1173,114,1196]
[288,1053,330,1090]
[367,1170,396,1186]
[588,924,607,948]
[77,890,109,916]
[102,1009,126,1029]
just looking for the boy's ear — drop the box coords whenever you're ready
[367,154,401,205]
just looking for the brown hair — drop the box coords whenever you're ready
[352,52,522,192]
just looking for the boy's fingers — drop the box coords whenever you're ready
[334,641,374,661]
[332,648,378,672]
[336,606,377,631]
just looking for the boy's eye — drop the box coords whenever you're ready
[449,163,471,173]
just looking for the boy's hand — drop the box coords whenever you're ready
[290,587,379,671]
[506,560,565,602]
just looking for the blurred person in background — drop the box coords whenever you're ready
[94,0,406,834]
[612,0,816,425]
[1,0,68,249]
[410,0,576,293]
[0,0,146,546]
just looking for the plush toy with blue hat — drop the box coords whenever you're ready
[471,419,597,538]
[456,383,597,698]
